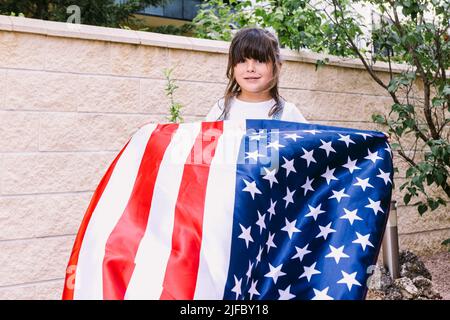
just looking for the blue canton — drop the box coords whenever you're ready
[223,120,394,300]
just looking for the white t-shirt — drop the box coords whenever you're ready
[204,96,308,123]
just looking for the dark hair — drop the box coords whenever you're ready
[217,27,285,120]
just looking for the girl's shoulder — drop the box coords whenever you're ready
[283,100,296,109]
[281,100,308,123]
[205,99,225,121]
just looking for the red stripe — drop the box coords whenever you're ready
[62,140,130,300]
[160,121,224,300]
[102,123,178,300]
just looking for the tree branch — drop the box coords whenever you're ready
[389,2,440,140]
[328,1,392,91]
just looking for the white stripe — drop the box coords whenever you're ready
[73,123,157,299]
[125,122,202,299]
[194,120,247,299]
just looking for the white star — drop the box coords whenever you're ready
[231,275,242,299]
[266,232,277,253]
[266,140,285,150]
[249,130,266,141]
[321,166,338,185]
[291,243,312,262]
[316,222,337,240]
[340,208,363,225]
[255,210,266,234]
[353,177,374,191]
[319,139,336,157]
[248,279,260,300]
[364,149,383,163]
[301,176,315,196]
[255,246,263,267]
[278,285,296,300]
[281,156,296,177]
[246,261,253,284]
[262,167,278,188]
[376,168,392,185]
[385,142,392,157]
[311,287,334,300]
[301,147,317,167]
[245,150,265,161]
[281,218,301,239]
[267,199,277,221]
[365,197,384,215]
[238,224,253,248]
[325,245,350,264]
[337,271,362,291]
[284,133,303,141]
[283,187,296,208]
[352,232,374,251]
[305,203,325,221]
[265,263,286,284]
[299,262,321,282]
[302,129,321,135]
[242,178,262,199]
[356,132,373,140]
[328,188,350,203]
[338,134,356,147]
[342,156,361,173]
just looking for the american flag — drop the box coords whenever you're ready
[62,119,393,300]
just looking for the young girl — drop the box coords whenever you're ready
[205,27,308,123]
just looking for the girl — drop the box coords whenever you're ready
[205,27,308,123]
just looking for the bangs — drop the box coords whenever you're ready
[231,30,276,65]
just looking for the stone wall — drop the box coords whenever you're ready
[0,15,448,299]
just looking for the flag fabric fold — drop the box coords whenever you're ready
[63,119,393,300]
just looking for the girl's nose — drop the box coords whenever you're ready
[246,60,256,72]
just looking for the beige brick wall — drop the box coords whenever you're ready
[0,15,448,299]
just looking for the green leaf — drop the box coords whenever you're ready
[407,186,418,196]
[403,193,411,205]
[412,175,424,189]
[428,199,439,211]
[418,203,428,215]
[372,114,385,124]
[399,181,409,191]
[437,198,447,206]
[388,79,399,93]
[418,162,432,172]
[315,58,329,70]
[406,166,416,178]
[432,97,445,107]
[254,7,265,17]
[390,143,400,150]
[431,146,440,157]
[443,85,450,96]
[426,174,433,186]
[404,118,415,128]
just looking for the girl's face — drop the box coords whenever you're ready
[233,58,274,96]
